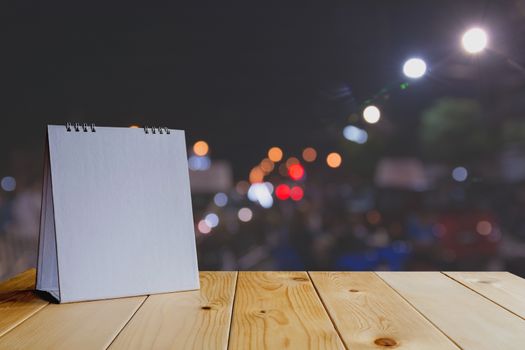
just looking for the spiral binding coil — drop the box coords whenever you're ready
[66,122,96,132]
[144,126,170,134]
[65,123,170,134]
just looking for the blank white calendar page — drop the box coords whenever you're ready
[47,125,199,302]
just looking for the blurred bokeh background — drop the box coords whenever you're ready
[2,1,525,280]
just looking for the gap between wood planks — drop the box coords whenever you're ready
[225,271,240,350]
[373,272,464,350]
[3,270,524,349]
[106,271,237,349]
[0,268,49,339]
[104,295,149,350]
[0,292,49,338]
[306,271,349,350]
[440,271,525,321]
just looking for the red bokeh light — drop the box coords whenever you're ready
[288,164,305,181]
[275,184,291,200]
[290,186,304,201]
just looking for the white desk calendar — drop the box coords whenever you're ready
[36,123,200,303]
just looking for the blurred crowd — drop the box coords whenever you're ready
[195,172,525,277]
[2,158,525,281]
[0,181,41,280]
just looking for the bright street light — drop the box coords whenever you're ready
[363,105,381,124]
[462,27,488,54]
[403,58,427,79]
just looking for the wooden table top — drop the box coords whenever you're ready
[1,270,524,349]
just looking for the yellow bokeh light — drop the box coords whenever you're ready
[260,158,274,173]
[249,166,265,183]
[193,140,209,156]
[268,147,283,162]
[302,147,317,162]
[326,152,342,168]
[129,125,140,128]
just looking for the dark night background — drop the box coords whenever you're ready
[2,1,522,172]
[2,1,525,279]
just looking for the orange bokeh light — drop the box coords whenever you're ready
[285,157,300,168]
[260,158,275,173]
[268,147,283,162]
[249,166,265,183]
[476,220,492,236]
[366,210,382,225]
[326,152,342,168]
[193,140,209,156]
[302,147,317,162]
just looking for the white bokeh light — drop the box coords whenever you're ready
[188,155,211,171]
[204,213,219,228]
[462,27,488,54]
[452,166,468,182]
[247,183,273,208]
[0,176,16,192]
[363,105,381,124]
[238,207,253,222]
[403,58,427,79]
[213,192,228,207]
[343,125,368,144]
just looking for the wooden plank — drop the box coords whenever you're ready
[109,271,237,350]
[0,291,49,339]
[309,272,458,349]
[228,271,344,350]
[0,295,145,349]
[444,271,525,320]
[0,269,49,338]
[377,272,525,350]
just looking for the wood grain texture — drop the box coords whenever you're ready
[0,269,49,338]
[3,270,525,349]
[0,295,145,349]
[378,272,525,350]
[443,271,525,320]
[229,271,344,350]
[109,271,237,350]
[309,272,458,349]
